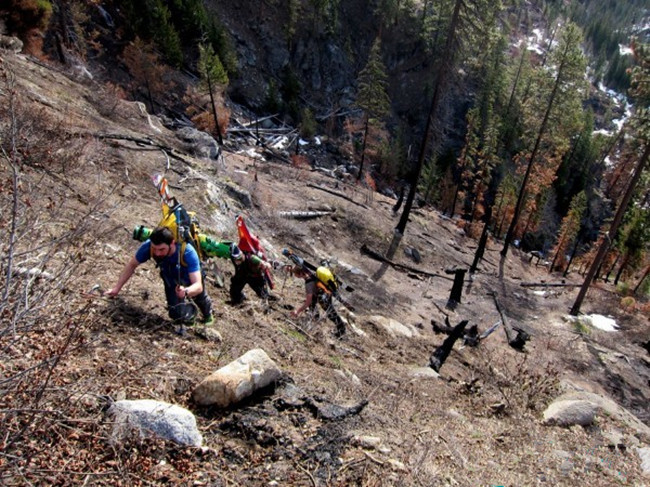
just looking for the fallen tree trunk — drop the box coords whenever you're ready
[429,320,469,372]
[94,133,195,166]
[278,210,334,220]
[306,184,368,208]
[489,292,529,351]
[361,244,453,280]
[520,282,582,288]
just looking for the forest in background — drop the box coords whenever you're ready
[2,0,649,297]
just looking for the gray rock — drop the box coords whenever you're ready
[636,447,650,476]
[365,315,420,339]
[192,348,281,407]
[194,326,222,342]
[542,399,600,426]
[409,367,440,380]
[0,35,23,53]
[223,182,253,208]
[109,399,202,447]
[176,126,221,159]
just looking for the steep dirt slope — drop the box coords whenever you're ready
[1,52,649,486]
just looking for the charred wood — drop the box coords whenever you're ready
[307,184,368,208]
[429,319,469,372]
[489,292,529,351]
[361,244,453,280]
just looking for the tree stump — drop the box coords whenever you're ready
[429,319,469,372]
[446,268,467,310]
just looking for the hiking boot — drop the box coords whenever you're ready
[202,314,214,326]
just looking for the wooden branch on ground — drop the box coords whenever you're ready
[94,133,194,166]
[489,292,529,351]
[520,282,582,288]
[278,210,335,220]
[361,244,454,280]
[306,184,368,208]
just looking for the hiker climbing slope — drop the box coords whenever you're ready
[107,226,214,326]
[229,244,273,304]
[107,174,216,327]
[286,250,347,338]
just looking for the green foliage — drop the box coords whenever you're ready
[198,43,229,88]
[419,155,441,204]
[285,0,301,48]
[629,40,650,143]
[6,0,53,33]
[604,51,633,93]
[572,318,591,335]
[264,79,281,115]
[281,66,302,122]
[120,0,183,66]
[565,0,646,89]
[299,108,317,138]
[356,38,391,121]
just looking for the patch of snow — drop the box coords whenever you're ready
[587,314,619,332]
[619,44,633,56]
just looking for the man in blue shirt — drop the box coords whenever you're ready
[107,227,213,325]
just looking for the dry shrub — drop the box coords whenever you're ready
[291,154,310,170]
[464,221,484,239]
[0,65,118,484]
[620,296,636,312]
[471,348,561,416]
[92,81,127,118]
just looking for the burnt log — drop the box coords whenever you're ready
[445,268,467,309]
[307,184,368,208]
[463,324,480,347]
[429,320,469,372]
[489,292,529,351]
[520,282,581,288]
[431,316,455,334]
[361,244,452,280]
[470,206,492,274]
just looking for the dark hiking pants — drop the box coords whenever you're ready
[230,273,268,304]
[163,274,212,323]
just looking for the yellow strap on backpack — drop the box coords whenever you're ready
[316,266,336,294]
[150,203,190,266]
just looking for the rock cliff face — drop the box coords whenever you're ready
[206,0,436,129]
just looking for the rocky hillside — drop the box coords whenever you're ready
[1,50,649,486]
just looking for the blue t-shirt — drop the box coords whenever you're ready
[135,240,200,287]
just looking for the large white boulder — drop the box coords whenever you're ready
[109,399,202,447]
[192,348,282,407]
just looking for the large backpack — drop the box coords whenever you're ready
[282,248,339,294]
[151,174,204,265]
[132,175,231,265]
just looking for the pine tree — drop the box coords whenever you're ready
[549,191,586,272]
[571,39,650,315]
[198,42,229,145]
[355,37,391,181]
[501,22,588,258]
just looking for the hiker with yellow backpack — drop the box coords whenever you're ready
[284,249,347,338]
[106,175,220,328]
